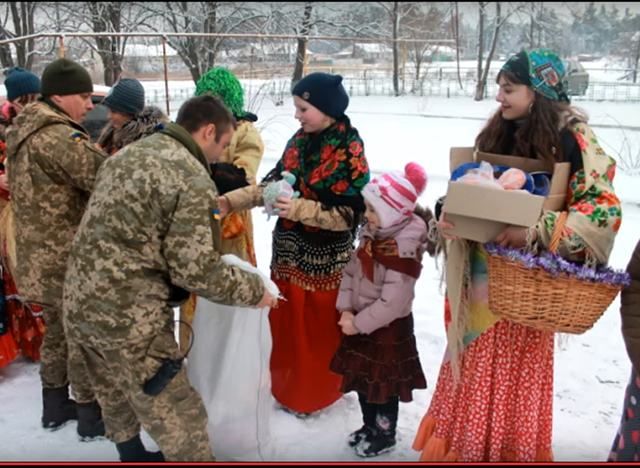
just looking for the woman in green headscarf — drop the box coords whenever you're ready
[413,48,621,462]
[195,66,264,265]
[179,67,265,352]
[181,67,270,460]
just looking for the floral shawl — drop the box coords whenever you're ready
[267,116,370,291]
[269,116,369,212]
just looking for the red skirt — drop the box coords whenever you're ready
[269,279,343,414]
[413,319,554,462]
[0,329,18,368]
[4,269,43,362]
[8,300,43,361]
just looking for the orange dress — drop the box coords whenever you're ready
[413,319,554,461]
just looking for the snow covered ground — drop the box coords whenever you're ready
[0,92,638,462]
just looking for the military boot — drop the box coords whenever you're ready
[42,385,78,430]
[77,400,106,441]
[116,434,165,462]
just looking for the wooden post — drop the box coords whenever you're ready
[58,35,65,58]
[302,37,310,76]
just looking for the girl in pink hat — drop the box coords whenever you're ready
[330,162,432,457]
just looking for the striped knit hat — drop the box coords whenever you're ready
[362,162,427,229]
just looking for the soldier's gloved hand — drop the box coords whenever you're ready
[210,163,249,195]
[167,284,190,307]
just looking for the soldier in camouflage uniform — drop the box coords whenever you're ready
[6,58,107,440]
[63,95,278,462]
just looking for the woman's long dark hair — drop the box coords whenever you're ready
[475,70,576,170]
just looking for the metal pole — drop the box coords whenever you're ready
[58,35,65,58]
[0,32,455,47]
[162,35,170,116]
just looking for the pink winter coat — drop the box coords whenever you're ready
[336,214,428,334]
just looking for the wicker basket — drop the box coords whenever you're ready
[487,212,622,334]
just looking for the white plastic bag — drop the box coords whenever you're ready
[458,161,504,189]
[186,255,278,461]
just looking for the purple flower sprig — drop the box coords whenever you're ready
[484,243,631,287]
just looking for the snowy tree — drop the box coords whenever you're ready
[85,3,127,85]
[570,2,604,56]
[291,2,312,88]
[0,2,39,70]
[260,2,379,88]
[401,3,453,90]
[142,1,267,84]
[51,2,156,85]
[612,8,640,83]
[368,2,434,97]
[472,2,524,101]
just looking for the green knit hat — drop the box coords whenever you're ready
[41,58,93,97]
[195,67,244,118]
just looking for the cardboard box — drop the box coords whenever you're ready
[442,147,570,243]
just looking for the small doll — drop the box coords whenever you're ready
[262,171,299,219]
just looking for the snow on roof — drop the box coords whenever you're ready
[124,43,178,57]
[428,45,456,55]
[354,43,392,53]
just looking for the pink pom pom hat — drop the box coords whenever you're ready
[361,162,428,229]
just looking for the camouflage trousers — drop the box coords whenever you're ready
[77,327,214,462]
[39,305,95,403]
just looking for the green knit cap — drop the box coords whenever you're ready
[195,67,244,118]
[41,58,93,97]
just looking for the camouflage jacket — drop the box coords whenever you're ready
[63,122,265,349]
[6,101,107,308]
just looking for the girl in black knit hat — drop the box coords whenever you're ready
[219,72,371,417]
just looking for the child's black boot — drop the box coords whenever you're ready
[349,392,377,447]
[348,425,374,447]
[355,406,397,457]
[354,426,396,457]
